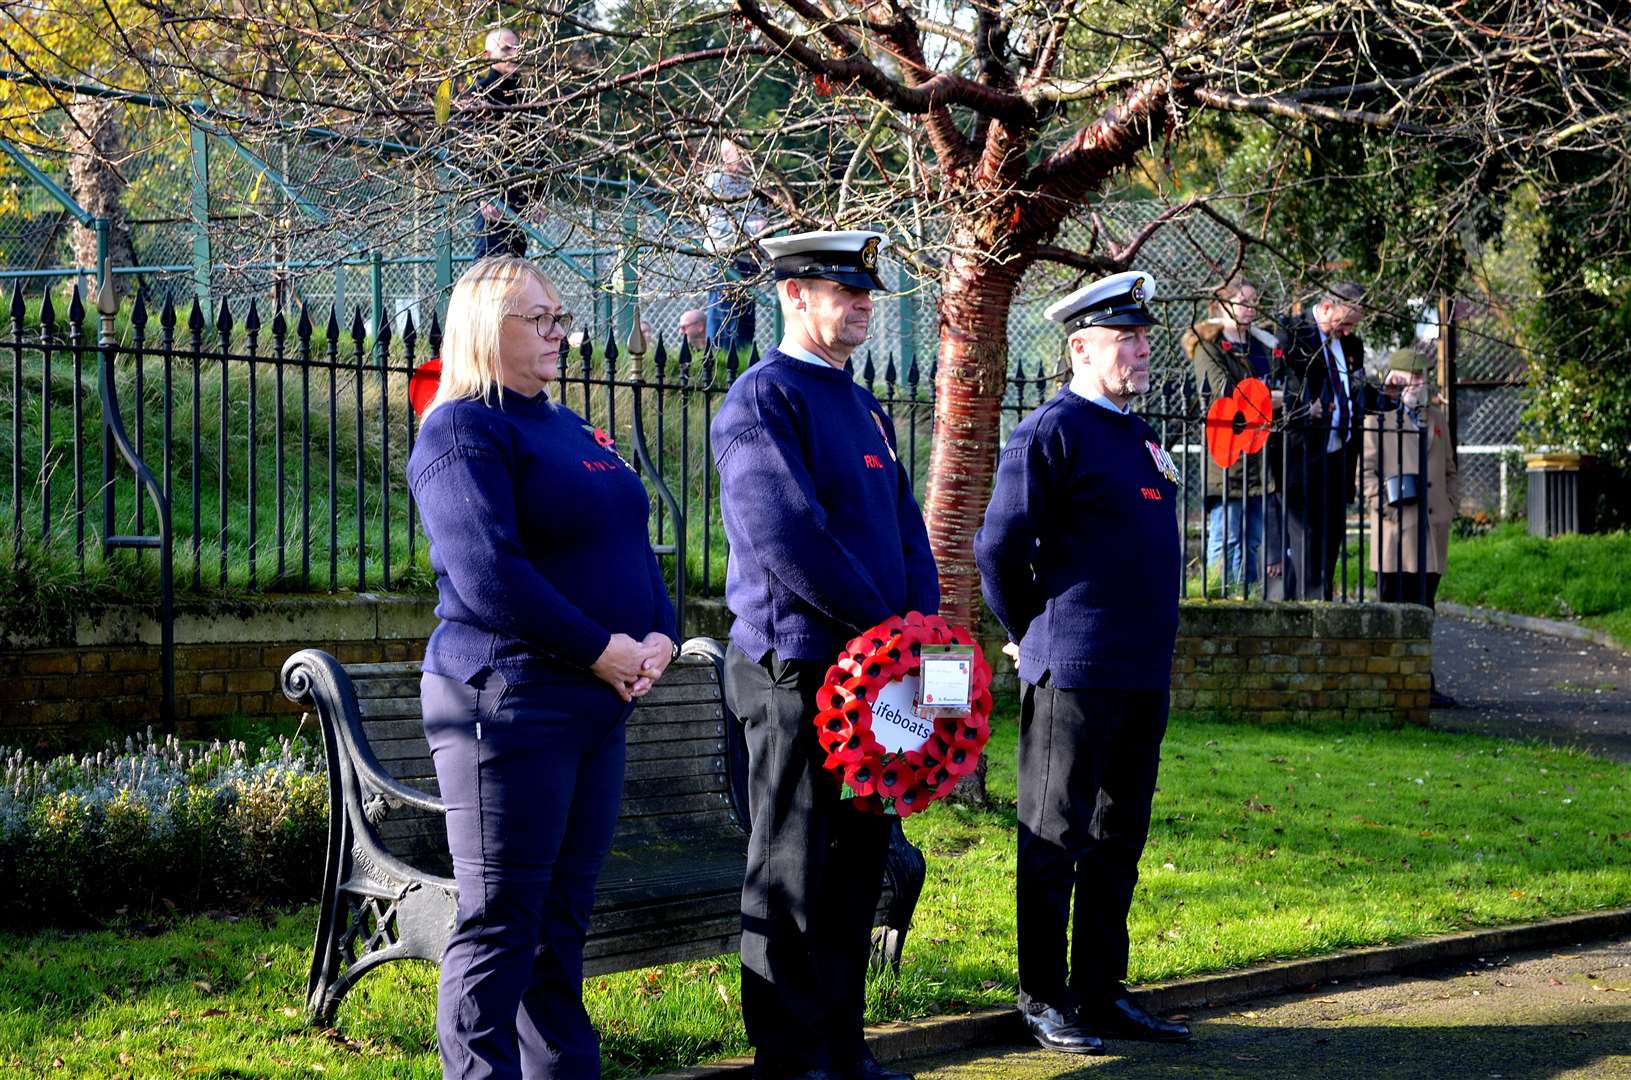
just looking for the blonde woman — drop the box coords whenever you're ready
[408,256,677,1079]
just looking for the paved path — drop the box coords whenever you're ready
[899,935,1631,1079]
[1431,613,1631,761]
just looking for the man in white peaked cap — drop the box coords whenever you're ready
[976,269,1191,1055]
[711,229,939,1080]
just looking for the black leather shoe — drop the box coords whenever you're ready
[1080,994,1192,1042]
[836,1054,914,1080]
[1022,1004,1106,1054]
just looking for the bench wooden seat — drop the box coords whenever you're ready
[281,637,926,1026]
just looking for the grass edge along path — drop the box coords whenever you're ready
[1442,524,1631,650]
[4,712,1631,1078]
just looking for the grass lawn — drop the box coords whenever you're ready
[1442,523,1631,649]
[5,707,1631,1078]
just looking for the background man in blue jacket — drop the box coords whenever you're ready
[976,270,1191,1055]
[712,229,939,1080]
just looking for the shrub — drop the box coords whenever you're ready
[0,730,328,927]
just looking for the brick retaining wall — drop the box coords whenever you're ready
[0,598,1431,749]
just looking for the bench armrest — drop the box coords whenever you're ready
[281,649,447,817]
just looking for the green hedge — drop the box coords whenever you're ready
[0,731,327,926]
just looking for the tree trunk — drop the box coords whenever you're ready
[65,98,139,293]
[923,235,1024,627]
[923,223,1026,808]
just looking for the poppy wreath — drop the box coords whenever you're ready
[812,611,994,818]
[1204,376,1274,470]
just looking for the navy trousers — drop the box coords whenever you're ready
[1015,679,1168,1011]
[725,644,892,1078]
[422,670,630,1080]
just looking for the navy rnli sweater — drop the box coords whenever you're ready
[408,388,676,684]
[711,348,940,663]
[975,389,1181,690]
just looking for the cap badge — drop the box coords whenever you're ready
[1130,276,1147,304]
[860,236,880,271]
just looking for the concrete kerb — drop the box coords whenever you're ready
[640,907,1631,1080]
[1439,601,1628,655]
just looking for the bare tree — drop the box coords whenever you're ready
[5,0,1628,617]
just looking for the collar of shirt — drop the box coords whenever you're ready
[777,341,838,369]
[1067,371,1132,414]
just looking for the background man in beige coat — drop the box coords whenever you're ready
[1362,346,1459,706]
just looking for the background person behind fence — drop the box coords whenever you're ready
[1183,273,1284,591]
[678,306,708,357]
[1271,282,1369,601]
[702,138,768,356]
[460,28,529,259]
[409,257,678,1079]
[1363,346,1458,706]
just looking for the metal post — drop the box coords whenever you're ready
[434,217,453,317]
[898,277,916,385]
[1499,455,1509,520]
[619,203,638,341]
[189,125,211,312]
[370,250,384,342]
[95,217,109,287]
[1437,293,1458,457]
[97,276,174,731]
[97,218,113,545]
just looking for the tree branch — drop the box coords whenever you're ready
[1189,84,1438,137]
[1033,243,1118,273]
[733,0,1038,127]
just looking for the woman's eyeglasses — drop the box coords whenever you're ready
[505,311,574,337]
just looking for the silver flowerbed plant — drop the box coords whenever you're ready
[1,728,328,925]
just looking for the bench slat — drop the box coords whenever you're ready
[637,683,724,706]
[362,737,435,765]
[626,717,729,745]
[355,692,722,724]
[357,717,426,741]
[357,696,426,721]
[362,743,729,784]
[627,737,724,763]
[623,755,726,783]
[344,661,719,687]
[351,677,421,700]
[358,713,732,747]
[583,930,742,975]
[617,791,733,818]
[621,774,727,801]
[612,813,743,840]
[361,736,731,779]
